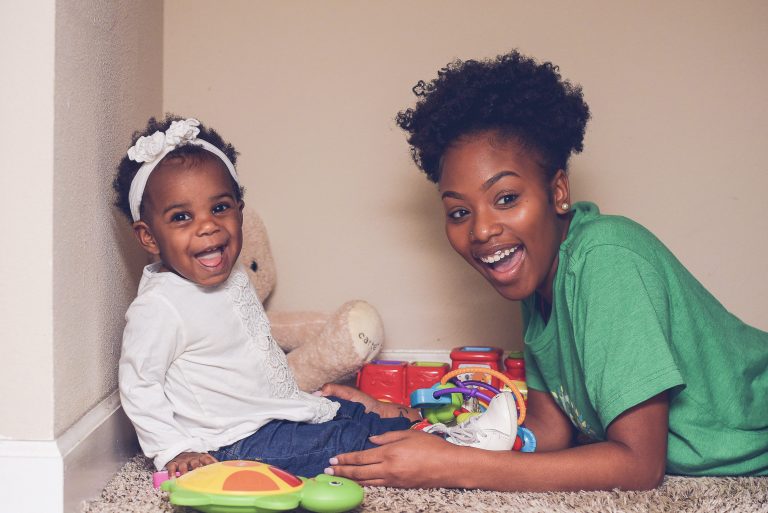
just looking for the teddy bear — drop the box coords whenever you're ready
[238,208,384,392]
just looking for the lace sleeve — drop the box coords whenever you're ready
[226,269,300,400]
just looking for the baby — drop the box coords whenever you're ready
[114,115,415,478]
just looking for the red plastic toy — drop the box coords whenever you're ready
[503,351,526,381]
[357,360,449,406]
[449,346,504,388]
[406,362,449,402]
[502,351,528,403]
[356,360,407,404]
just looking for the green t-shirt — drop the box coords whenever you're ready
[523,202,768,476]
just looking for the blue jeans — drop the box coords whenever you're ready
[211,397,412,477]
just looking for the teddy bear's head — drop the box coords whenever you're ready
[238,208,277,302]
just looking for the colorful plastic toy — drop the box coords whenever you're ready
[406,361,449,401]
[153,469,181,488]
[503,351,526,381]
[442,367,526,424]
[410,367,536,452]
[356,359,407,404]
[502,351,528,403]
[160,460,364,513]
[449,346,504,388]
[410,382,465,424]
[357,360,448,406]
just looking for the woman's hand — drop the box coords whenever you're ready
[166,451,218,477]
[326,430,463,488]
[320,383,421,422]
[326,392,670,491]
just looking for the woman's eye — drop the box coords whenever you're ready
[496,194,518,206]
[171,212,190,222]
[212,203,230,214]
[448,208,469,220]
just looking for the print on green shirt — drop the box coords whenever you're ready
[551,384,598,439]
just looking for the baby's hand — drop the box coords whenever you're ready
[320,383,378,411]
[166,451,218,477]
[320,383,421,422]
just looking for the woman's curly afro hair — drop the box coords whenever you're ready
[396,50,590,183]
[113,113,242,222]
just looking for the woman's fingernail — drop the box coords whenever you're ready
[329,457,338,465]
[324,467,335,475]
[312,391,323,396]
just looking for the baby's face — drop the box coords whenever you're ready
[138,156,243,287]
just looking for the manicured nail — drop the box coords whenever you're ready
[329,457,338,465]
[312,391,323,396]
[324,467,335,475]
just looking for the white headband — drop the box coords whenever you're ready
[127,118,239,222]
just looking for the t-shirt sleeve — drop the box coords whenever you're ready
[572,246,685,429]
[523,344,547,392]
[118,294,208,469]
[520,299,547,392]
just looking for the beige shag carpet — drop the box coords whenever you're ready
[83,455,767,513]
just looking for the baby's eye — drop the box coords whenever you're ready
[171,212,191,222]
[212,203,231,214]
[496,194,518,206]
[448,208,469,220]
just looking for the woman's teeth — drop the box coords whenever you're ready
[480,246,518,264]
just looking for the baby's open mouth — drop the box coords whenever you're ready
[196,246,225,268]
[478,245,521,271]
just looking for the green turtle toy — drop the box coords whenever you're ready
[160,460,364,513]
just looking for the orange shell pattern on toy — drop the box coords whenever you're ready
[173,460,304,496]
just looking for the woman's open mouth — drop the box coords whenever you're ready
[478,245,523,274]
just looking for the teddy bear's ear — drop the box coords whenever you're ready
[238,207,277,301]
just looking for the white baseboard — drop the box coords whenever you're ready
[377,348,451,363]
[0,391,137,513]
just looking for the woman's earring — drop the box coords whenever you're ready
[561,202,570,211]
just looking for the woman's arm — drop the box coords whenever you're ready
[523,389,575,451]
[328,392,669,491]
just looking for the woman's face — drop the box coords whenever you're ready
[438,132,571,302]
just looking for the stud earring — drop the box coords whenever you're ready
[561,202,570,211]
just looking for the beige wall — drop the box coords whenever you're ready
[0,1,56,440]
[165,0,768,354]
[0,0,162,440]
[52,1,163,435]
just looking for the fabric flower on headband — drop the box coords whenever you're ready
[127,118,201,163]
[126,117,239,222]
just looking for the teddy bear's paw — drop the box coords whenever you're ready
[342,300,384,361]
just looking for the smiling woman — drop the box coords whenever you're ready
[320,49,768,492]
[439,135,571,308]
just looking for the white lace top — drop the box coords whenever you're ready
[119,263,339,470]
